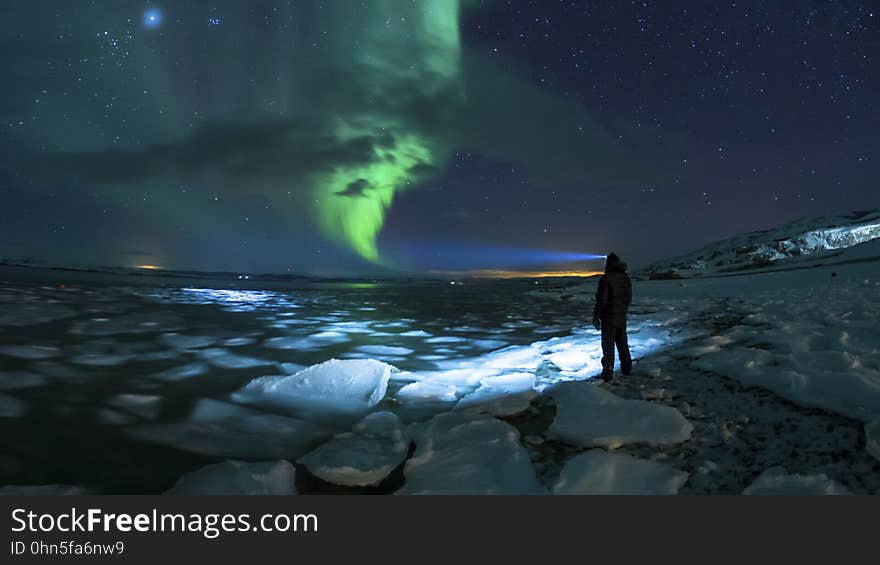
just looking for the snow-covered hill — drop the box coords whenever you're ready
[643,209,880,278]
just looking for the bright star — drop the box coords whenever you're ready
[144,9,162,29]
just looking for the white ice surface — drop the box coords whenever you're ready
[742,466,850,495]
[397,413,544,494]
[553,450,689,495]
[165,460,297,495]
[547,381,693,448]
[454,372,537,416]
[395,381,458,404]
[234,359,394,418]
[299,411,410,487]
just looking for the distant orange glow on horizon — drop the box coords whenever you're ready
[135,265,162,270]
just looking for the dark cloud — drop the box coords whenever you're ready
[50,119,397,192]
[335,178,373,198]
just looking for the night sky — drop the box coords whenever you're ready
[1,1,877,275]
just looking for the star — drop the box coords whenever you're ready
[143,9,162,29]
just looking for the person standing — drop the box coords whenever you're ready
[592,252,633,382]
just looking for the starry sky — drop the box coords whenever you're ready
[1,1,877,276]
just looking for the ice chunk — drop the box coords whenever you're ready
[70,312,184,336]
[299,412,410,487]
[264,332,349,350]
[396,382,458,403]
[454,373,537,417]
[197,348,274,369]
[223,337,257,347]
[234,359,393,418]
[553,450,689,495]
[398,413,544,494]
[868,420,880,463]
[0,394,27,418]
[107,394,162,419]
[160,333,217,349]
[127,399,332,460]
[0,371,47,390]
[165,460,297,495]
[743,467,850,495]
[150,362,209,382]
[425,336,466,344]
[547,381,693,448]
[400,330,432,337]
[471,345,543,370]
[71,353,133,366]
[0,344,60,360]
[97,408,135,426]
[0,303,76,327]
[356,345,413,356]
[0,484,88,495]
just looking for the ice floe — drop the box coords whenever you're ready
[547,381,693,448]
[742,467,850,495]
[234,359,394,418]
[160,333,217,349]
[553,450,689,495]
[299,412,410,487]
[397,413,544,494]
[107,394,162,419]
[69,312,184,336]
[356,345,413,356]
[197,348,275,369]
[165,460,297,495]
[396,381,458,404]
[0,344,60,360]
[454,372,537,416]
[0,394,27,418]
[128,399,332,460]
[0,371,47,390]
[0,303,76,327]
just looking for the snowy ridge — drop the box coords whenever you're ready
[644,209,880,277]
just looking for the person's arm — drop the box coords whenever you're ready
[593,276,608,329]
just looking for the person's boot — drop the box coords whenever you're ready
[600,371,613,383]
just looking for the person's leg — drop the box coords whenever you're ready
[600,322,615,379]
[616,322,632,376]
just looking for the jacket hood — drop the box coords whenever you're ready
[607,261,628,273]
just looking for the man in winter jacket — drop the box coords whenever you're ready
[592,252,633,382]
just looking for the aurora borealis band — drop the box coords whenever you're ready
[1,1,878,274]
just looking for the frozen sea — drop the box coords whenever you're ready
[2,248,878,495]
[0,265,627,492]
